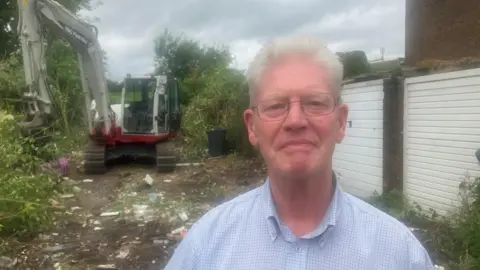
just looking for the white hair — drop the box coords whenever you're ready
[246,35,344,104]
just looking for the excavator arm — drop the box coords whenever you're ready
[17,0,112,133]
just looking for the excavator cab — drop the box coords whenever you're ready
[120,75,180,135]
[15,0,181,174]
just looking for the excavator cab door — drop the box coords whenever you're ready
[153,75,168,134]
[122,76,157,134]
[166,77,181,133]
[154,75,180,135]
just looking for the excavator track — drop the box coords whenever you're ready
[83,139,107,174]
[156,141,177,173]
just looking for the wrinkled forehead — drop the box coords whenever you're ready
[255,54,333,101]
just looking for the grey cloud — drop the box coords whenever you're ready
[80,0,405,80]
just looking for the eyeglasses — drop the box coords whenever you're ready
[251,93,337,121]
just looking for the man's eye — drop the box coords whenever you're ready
[265,103,287,110]
[305,100,328,107]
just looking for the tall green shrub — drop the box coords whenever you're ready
[0,111,57,237]
[181,66,255,157]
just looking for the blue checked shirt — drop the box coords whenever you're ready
[165,176,435,270]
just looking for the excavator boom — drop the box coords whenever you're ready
[16,0,181,175]
[17,0,111,132]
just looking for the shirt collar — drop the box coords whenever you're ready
[261,172,344,241]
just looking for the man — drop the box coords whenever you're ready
[165,36,435,270]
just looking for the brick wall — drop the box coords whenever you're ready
[405,0,480,66]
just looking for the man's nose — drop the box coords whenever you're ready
[283,101,308,130]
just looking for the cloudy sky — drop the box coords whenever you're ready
[79,0,405,81]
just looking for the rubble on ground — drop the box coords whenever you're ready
[0,156,265,269]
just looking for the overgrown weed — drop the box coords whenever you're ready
[368,177,480,270]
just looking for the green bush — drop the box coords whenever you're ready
[0,55,25,111]
[369,177,480,269]
[0,111,57,237]
[448,177,480,268]
[181,66,255,157]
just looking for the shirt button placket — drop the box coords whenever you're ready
[286,243,302,270]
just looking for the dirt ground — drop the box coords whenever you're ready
[1,155,266,270]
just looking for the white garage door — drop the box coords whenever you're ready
[333,79,384,199]
[404,68,480,216]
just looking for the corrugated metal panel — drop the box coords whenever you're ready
[333,79,384,199]
[404,68,480,216]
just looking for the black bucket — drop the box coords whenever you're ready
[207,128,227,157]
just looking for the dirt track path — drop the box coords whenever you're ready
[4,157,265,270]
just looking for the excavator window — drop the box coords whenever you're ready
[123,78,156,133]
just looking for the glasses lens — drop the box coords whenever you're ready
[302,94,335,116]
[257,98,288,120]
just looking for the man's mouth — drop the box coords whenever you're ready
[281,139,314,150]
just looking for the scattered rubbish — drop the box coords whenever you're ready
[43,244,77,253]
[178,211,189,221]
[0,256,16,268]
[168,216,179,224]
[144,174,154,185]
[132,204,155,222]
[166,234,182,241]
[96,264,116,269]
[58,156,69,175]
[434,265,445,270]
[148,192,157,202]
[176,162,203,167]
[0,153,268,268]
[49,198,60,206]
[115,246,131,259]
[153,239,169,245]
[100,211,120,217]
[171,226,186,234]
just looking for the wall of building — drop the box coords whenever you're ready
[405,0,480,66]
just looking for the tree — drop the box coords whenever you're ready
[336,50,371,79]
[153,29,233,105]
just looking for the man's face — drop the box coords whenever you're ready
[244,54,348,178]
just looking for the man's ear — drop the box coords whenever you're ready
[244,108,258,147]
[335,104,348,143]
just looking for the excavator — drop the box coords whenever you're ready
[16,0,181,174]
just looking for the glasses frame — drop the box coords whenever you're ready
[251,93,340,122]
